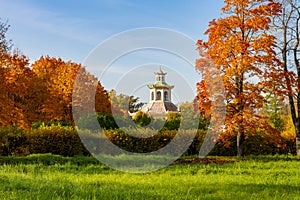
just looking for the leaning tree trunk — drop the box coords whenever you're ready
[237,123,245,157]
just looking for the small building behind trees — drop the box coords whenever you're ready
[140,68,178,118]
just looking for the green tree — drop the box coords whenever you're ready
[261,93,286,132]
[179,102,208,130]
[128,96,144,113]
[109,89,143,113]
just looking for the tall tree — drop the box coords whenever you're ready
[32,56,111,124]
[270,0,300,156]
[0,20,38,128]
[196,0,281,156]
[32,57,76,123]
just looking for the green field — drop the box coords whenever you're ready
[0,154,299,200]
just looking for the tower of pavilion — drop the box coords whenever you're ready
[141,68,178,118]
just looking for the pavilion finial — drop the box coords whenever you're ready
[154,66,167,75]
[159,65,165,74]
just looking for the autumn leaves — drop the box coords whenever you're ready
[0,55,111,129]
[196,0,282,156]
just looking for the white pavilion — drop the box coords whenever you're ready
[141,68,178,118]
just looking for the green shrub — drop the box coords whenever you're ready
[103,129,176,154]
[0,125,297,157]
[32,121,72,129]
[26,126,88,156]
[77,112,131,131]
[132,111,151,127]
[163,112,181,130]
[77,111,207,131]
[0,127,27,156]
[96,112,119,129]
[183,129,206,156]
[77,114,101,131]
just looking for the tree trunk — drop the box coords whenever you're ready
[296,136,300,157]
[237,124,245,157]
[296,125,300,157]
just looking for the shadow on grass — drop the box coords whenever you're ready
[0,153,101,166]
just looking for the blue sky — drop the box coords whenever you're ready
[0,0,224,103]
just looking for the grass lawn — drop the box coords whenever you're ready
[0,154,299,199]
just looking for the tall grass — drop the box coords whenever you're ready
[0,154,299,199]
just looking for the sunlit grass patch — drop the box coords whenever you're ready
[0,154,299,199]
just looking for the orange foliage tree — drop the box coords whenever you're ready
[196,0,281,156]
[0,20,112,128]
[32,56,111,125]
[72,65,112,120]
[0,19,40,128]
[0,53,38,128]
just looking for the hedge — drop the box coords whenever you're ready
[0,126,296,157]
[0,127,85,156]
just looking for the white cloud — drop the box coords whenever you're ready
[0,0,99,45]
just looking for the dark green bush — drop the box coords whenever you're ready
[97,113,119,129]
[104,129,176,154]
[0,126,296,157]
[0,127,27,156]
[182,129,206,156]
[26,126,88,156]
